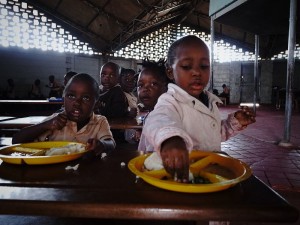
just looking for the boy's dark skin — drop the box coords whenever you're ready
[100,62,120,91]
[137,68,167,111]
[13,74,114,156]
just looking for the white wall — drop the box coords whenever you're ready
[213,61,273,104]
[1,46,296,104]
[0,47,136,98]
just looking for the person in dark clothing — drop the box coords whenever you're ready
[219,84,230,104]
[95,62,129,143]
[94,62,129,118]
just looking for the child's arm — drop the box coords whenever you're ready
[221,106,256,141]
[234,106,256,128]
[160,136,190,183]
[85,138,115,156]
[12,113,68,144]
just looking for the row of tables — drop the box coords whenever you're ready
[0,100,142,130]
[0,100,299,224]
[0,116,142,130]
[0,142,298,224]
[0,116,142,147]
[0,100,64,117]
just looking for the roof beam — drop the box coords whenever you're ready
[82,0,127,28]
[110,0,191,52]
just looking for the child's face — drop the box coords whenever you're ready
[100,64,119,91]
[137,70,166,110]
[167,42,210,98]
[64,80,97,124]
[121,72,136,93]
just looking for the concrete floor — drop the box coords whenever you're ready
[219,104,300,225]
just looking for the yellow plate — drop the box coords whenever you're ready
[0,141,88,165]
[128,151,252,193]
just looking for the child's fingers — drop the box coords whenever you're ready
[85,138,95,151]
[163,154,189,183]
[249,116,256,123]
[59,111,68,119]
[174,163,189,183]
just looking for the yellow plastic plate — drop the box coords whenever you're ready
[0,141,88,165]
[128,151,252,193]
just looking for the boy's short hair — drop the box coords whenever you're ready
[101,62,121,77]
[63,73,100,99]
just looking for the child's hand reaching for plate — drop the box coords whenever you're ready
[160,136,190,183]
[85,138,106,156]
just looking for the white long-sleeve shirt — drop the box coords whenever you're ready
[138,83,244,153]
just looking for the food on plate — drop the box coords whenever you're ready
[0,143,86,157]
[143,152,235,184]
[7,146,46,156]
[144,152,164,171]
[143,152,194,181]
[45,143,85,156]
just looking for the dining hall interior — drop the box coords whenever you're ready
[0,0,299,224]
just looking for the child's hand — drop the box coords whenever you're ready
[47,112,67,130]
[85,138,104,156]
[160,136,189,183]
[234,106,256,128]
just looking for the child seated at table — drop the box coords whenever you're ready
[94,62,129,143]
[12,73,115,156]
[127,58,171,143]
[120,68,138,118]
[94,62,129,118]
[219,83,230,105]
[139,35,256,183]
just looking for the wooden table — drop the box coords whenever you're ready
[0,100,63,116]
[0,116,15,121]
[0,100,63,104]
[0,143,298,224]
[108,117,143,129]
[0,116,47,129]
[0,116,142,130]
